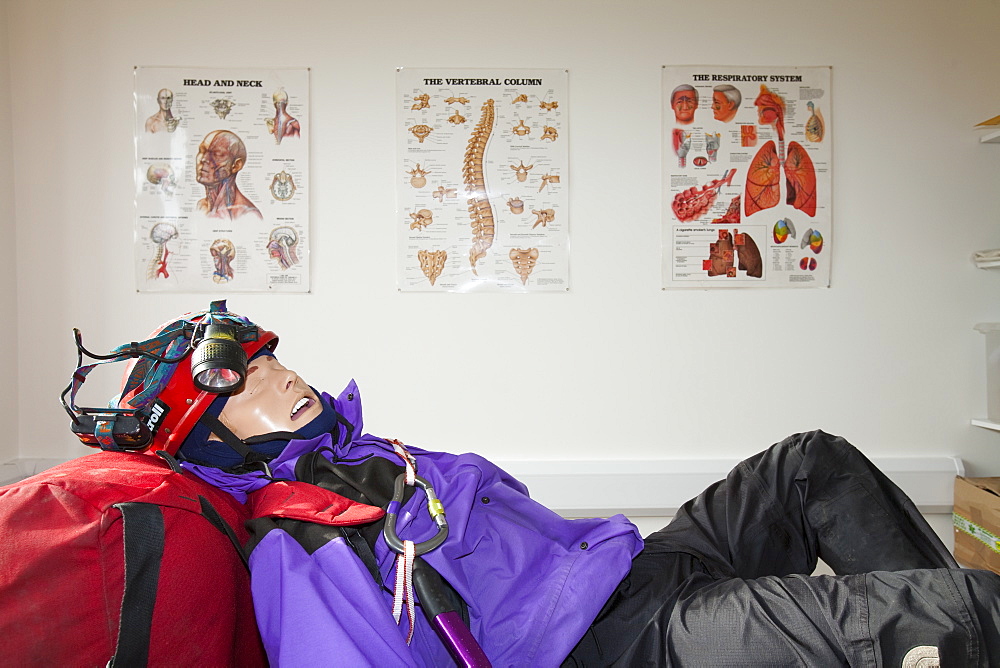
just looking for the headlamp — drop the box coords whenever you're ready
[190,323,248,393]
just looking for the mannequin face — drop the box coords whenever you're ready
[217,356,322,439]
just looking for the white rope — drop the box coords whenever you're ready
[391,539,416,644]
[391,439,417,486]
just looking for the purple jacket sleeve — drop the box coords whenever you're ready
[248,528,419,666]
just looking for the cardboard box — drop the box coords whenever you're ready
[954,476,1000,573]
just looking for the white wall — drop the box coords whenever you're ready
[6,0,1000,478]
[0,0,18,466]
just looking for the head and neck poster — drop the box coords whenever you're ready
[134,67,310,292]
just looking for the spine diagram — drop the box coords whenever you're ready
[464,99,496,274]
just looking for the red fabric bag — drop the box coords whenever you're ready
[0,451,267,666]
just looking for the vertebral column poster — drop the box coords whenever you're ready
[396,68,569,292]
[662,66,831,289]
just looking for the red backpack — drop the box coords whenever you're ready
[0,451,267,666]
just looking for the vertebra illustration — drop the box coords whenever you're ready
[407,164,428,188]
[532,209,555,228]
[511,160,533,182]
[464,99,496,274]
[418,249,447,286]
[409,209,433,230]
[509,247,539,285]
[432,186,457,202]
[539,173,560,192]
[410,125,432,143]
[210,99,234,119]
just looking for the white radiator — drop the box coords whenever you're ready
[496,456,965,518]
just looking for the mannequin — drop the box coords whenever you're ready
[178,347,1000,667]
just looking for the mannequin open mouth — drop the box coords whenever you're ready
[290,397,315,421]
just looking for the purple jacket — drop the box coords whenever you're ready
[188,381,643,666]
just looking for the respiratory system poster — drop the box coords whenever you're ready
[662,66,831,289]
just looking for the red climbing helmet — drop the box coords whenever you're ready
[62,300,277,455]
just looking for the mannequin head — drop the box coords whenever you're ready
[215,355,323,440]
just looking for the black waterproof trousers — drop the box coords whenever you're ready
[564,430,1000,666]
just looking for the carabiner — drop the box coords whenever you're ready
[383,473,449,556]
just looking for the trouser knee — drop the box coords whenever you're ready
[957,568,1000,632]
[787,430,858,469]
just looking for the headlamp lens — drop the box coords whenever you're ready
[190,324,247,393]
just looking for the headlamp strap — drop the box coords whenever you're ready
[94,419,120,451]
[67,326,189,415]
[117,333,190,409]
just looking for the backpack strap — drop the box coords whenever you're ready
[198,495,250,570]
[108,494,251,666]
[109,502,165,667]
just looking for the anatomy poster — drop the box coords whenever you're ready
[662,66,831,289]
[134,67,309,292]
[396,68,569,292]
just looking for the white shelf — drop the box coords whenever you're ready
[980,129,1000,144]
[972,419,1000,432]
